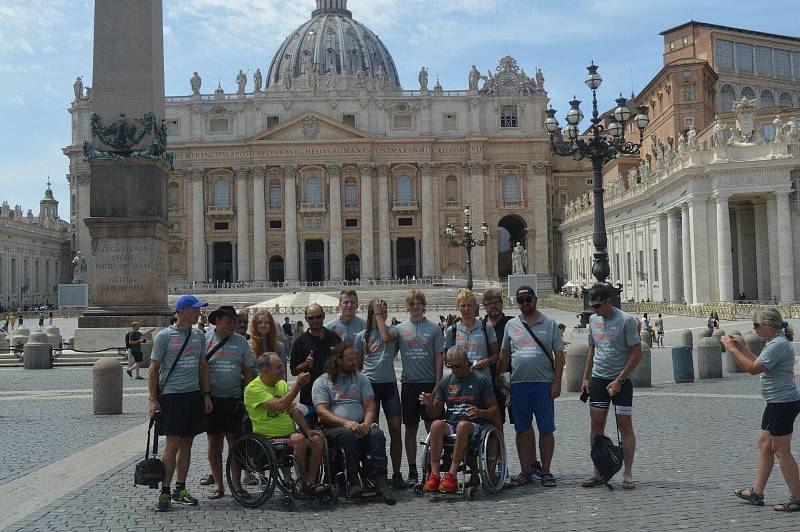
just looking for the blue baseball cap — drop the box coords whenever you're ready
[175,295,209,312]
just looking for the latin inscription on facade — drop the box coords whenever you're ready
[173,144,475,161]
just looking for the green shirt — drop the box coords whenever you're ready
[244,378,295,438]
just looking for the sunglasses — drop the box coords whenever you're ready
[590,300,607,309]
[445,362,467,370]
[305,314,324,321]
[516,296,534,304]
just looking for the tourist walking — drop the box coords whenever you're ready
[654,313,665,347]
[125,321,146,380]
[724,307,800,511]
[581,284,641,490]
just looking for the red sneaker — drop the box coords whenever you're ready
[438,472,457,493]
[422,472,440,493]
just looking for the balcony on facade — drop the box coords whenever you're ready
[392,201,419,212]
[299,202,327,213]
[443,200,461,208]
[499,199,527,209]
[206,205,234,217]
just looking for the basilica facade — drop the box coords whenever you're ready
[64,0,589,291]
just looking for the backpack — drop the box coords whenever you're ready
[590,409,624,490]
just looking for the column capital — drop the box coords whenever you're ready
[327,164,342,179]
[375,164,390,177]
[75,172,91,185]
[712,190,731,202]
[419,162,436,177]
[283,165,297,179]
[234,167,251,180]
[188,168,205,182]
[359,164,373,179]
[467,161,486,173]
[249,166,265,180]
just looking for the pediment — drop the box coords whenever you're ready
[248,111,372,142]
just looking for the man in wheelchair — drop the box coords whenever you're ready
[312,344,396,505]
[419,346,501,493]
[244,353,327,497]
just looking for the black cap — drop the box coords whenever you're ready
[515,285,536,299]
[208,305,237,325]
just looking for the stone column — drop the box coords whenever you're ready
[689,195,710,303]
[680,203,693,304]
[666,209,682,302]
[359,165,375,280]
[420,163,435,277]
[235,167,250,281]
[327,165,343,280]
[298,239,305,282]
[376,165,391,279]
[776,191,796,301]
[190,168,206,282]
[767,196,780,299]
[528,161,550,274]
[466,162,485,279]
[284,166,299,283]
[715,193,734,301]
[206,242,214,282]
[251,167,267,280]
[753,201,770,300]
[231,240,238,281]
[391,238,397,278]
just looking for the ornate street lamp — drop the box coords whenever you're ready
[447,204,489,290]
[544,61,649,324]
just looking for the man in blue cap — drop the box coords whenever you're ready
[148,295,212,512]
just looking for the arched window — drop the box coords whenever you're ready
[780,91,793,108]
[719,84,735,113]
[740,86,755,101]
[213,179,230,206]
[270,179,282,208]
[503,175,520,203]
[305,176,322,203]
[344,178,358,206]
[168,182,180,209]
[445,176,458,202]
[760,89,775,109]
[396,175,412,202]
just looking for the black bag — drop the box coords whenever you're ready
[134,415,164,489]
[590,408,624,490]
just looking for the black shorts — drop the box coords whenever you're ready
[131,350,143,363]
[401,382,435,426]
[761,400,800,437]
[158,391,205,437]
[206,396,239,434]
[589,377,634,415]
[371,381,401,420]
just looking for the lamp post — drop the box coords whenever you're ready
[544,61,649,324]
[446,204,489,290]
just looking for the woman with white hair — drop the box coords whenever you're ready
[723,307,800,512]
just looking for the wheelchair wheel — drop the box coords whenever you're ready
[477,425,507,494]
[226,434,278,508]
[418,433,432,490]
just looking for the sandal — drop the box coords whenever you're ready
[541,472,557,487]
[199,474,215,486]
[622,480,636,490]
[734,487,764,506]
[206,488,224,500]
[582,477,604,488]
[773,496,800,512]
[507,472,532,488]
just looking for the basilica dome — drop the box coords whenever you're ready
[266,0,400,90]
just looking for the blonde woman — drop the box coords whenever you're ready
[249,309,289,378]
[723,307,800,512]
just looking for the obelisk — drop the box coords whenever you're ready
[76,0,173,337]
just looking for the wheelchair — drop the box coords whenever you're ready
[322,427,384,502]
[225,433,334,511]
[414,423,507,499]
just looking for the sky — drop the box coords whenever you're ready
[0,0,797,213]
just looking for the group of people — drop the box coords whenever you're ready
[146,285,800,513]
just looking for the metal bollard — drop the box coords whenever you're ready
[23,331,53,369]
[631,342,652,388]
[697,337,723,379]
[564,340,589,392]
[93,358,123,415]
[671,346,694,383]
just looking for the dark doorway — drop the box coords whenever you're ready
[345,254,360,281]
[396,238,417,279]
[213,242,233,283]
[497,215,526,279]
[269,255,285,283]
[305,240,324,282]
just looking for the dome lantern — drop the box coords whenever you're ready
[312,0,352,17]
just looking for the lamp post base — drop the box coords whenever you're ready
[578,281,623,327]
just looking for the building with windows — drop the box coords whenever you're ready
[65,0,590,289]
[0,182,70,309]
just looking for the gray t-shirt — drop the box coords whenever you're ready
[654,318,664,333]
[396,318,445,383]
[445,320,497,381]
[325,316,366,345]
[311,372,374,422]
[756,334,800,403]
[354,325,398,384]
[205,331,254,398]
[588,308,641,379]
[151,324,207,395]
[501,314,563,384]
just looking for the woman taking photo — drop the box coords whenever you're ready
[249,309,289,378]
[723,307,800,512]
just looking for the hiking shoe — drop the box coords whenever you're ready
[438,472,457,494]
[375,476,396,505]
[531,461,543,480]
[171,488,199,506]
[422,472,440,493]
[156,493,171,512]
[391,471,409,489]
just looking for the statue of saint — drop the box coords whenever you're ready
[190,72,201,95]
[72,251,88,284]
[711,121,724,148]
[433,78,443,96]
[376,65,386,91]
[73,76,84,101]
[236,69,247,93]
[511,242,527,275]
[535,68,545,90]
[419,66,428,91]
[325,66,337,90]
[468,65,480,91]
[773,115,785,143]
[253,68,263,93]
[686,126,698,150]
[785,118,798,144]
[355,68,367,89]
